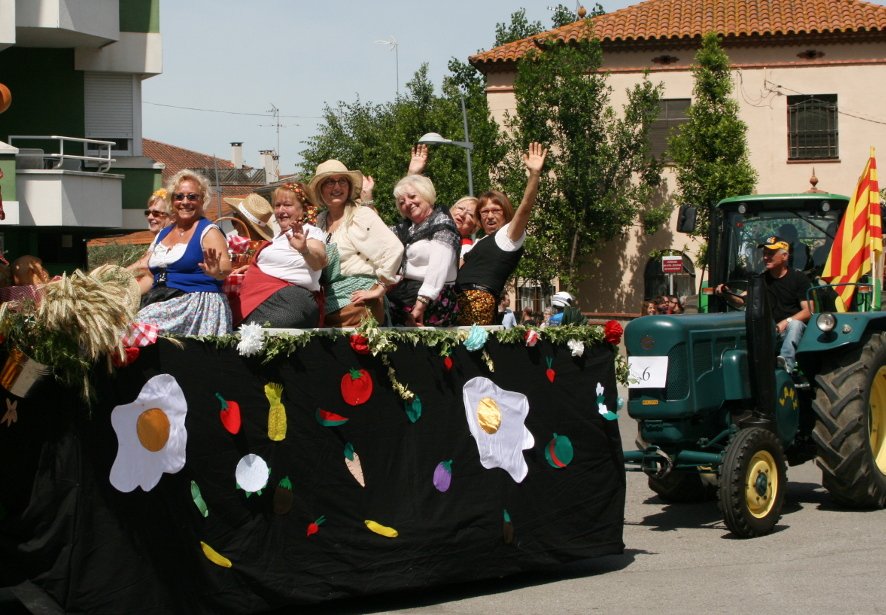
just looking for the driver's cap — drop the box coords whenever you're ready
[758,235,790,251]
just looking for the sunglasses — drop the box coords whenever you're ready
[144,209,168,218]
[322,178,350,188]
[173,192,201,202]
[479,207,504,217]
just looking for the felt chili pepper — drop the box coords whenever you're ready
[341,368,373,406]
[443,354,453,371]
[215,392,241,435]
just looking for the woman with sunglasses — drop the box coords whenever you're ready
[129,189,171,294]
[307,160,403,327]
[455,142,547,325]
[135,169,233,335]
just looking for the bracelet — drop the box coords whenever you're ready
[416,295,431,305]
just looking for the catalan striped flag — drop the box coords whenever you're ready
[821,148,882,311]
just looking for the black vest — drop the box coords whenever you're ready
[456,231,524,298]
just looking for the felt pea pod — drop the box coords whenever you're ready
[190,480,209,518]
[265,382,286,441]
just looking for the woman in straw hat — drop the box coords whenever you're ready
[135,168,232,335]
[235,182,327,328]
[222,192,279,242]
[308,160,403,327]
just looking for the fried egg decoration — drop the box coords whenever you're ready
[462,376,534,482]
[109,374,188,492]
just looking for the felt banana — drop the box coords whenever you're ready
[200,541,232,568]
[364,519,398,538]
[265,382,286,441]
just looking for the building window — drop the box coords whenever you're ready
[84,72,138,156]
[648,98,690,162]
[643,253,696,303]
[787,95,838,161]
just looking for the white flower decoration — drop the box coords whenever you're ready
[109,374,188,492]
[237,322,265,356]
[567,339,585,357]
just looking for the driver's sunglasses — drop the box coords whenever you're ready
[173,192,201,202]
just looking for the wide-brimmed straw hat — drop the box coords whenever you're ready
[222,193,278,241]
[307,160,363,207]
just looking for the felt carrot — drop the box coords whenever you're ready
[545,356,556,383]
[344,442,365,487]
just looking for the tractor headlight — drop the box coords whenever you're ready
[816,312,837,333]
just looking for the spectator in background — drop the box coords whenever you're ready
[520,306,537,325]
[499,295,517,328]
[11,255,50,287]
[642,300,658,316]
[548,291,575,326]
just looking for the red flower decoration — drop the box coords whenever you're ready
[112,346,140,367]
[604,320,623,345]
[349,333,370,355]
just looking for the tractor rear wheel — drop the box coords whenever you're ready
[719,427,786,538]
[648,471,717,502]
[812,332,886,508]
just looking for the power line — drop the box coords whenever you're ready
[143,100,322,120]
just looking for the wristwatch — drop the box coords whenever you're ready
[786,317,793,325]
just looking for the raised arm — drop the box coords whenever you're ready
[507,142,547,243]
[407,144,429,175]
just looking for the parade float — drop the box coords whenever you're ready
[0,268,627,613]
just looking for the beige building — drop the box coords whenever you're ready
[470,0,886,315]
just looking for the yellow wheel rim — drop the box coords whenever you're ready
[745,450,777,518]
[870,368,886,475]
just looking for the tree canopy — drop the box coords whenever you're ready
[499,21,665,291]
[299,64,502,225]
[668,33,756,242]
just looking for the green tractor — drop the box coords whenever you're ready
[624,190,886,537]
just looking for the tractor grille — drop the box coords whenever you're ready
[664,343,689,399]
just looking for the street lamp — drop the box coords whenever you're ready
[418,95,474,196]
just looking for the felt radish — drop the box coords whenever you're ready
[433,460,453,492]
[341,368,373,406]
[306,515,326,537]
[344,442,365,487]
[215,392,241,434]
[545,356,556,383]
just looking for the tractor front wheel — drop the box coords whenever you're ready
[812,332,886,508]
[718,427,786,538]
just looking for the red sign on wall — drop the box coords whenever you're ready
[661,256,683,273]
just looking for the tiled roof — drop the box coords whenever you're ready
[143,138,239,184]
[470,0,886,67]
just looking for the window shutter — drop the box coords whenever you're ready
[84,72,134,149]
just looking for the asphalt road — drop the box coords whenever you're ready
[310,394,886,615]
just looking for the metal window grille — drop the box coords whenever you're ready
[787,95,838,160]
[649,98,690,162]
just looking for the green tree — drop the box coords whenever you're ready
[299,64,501,225]
[494,8,544,46]
[668,32,756,241]
[499,22,664,291]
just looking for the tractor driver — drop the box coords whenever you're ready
[714,235,812,373]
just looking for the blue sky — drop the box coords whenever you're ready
[142,1,636,173]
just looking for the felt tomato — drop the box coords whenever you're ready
[341,368,373,406]
[545,357,556,383]
[443,355,453,371]
[306,515,326,537]
[215,392,241,435]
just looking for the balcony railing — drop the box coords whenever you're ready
[8,135,116,172]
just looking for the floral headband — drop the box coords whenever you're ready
[152,188,168,199]
[281,182,310,204]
